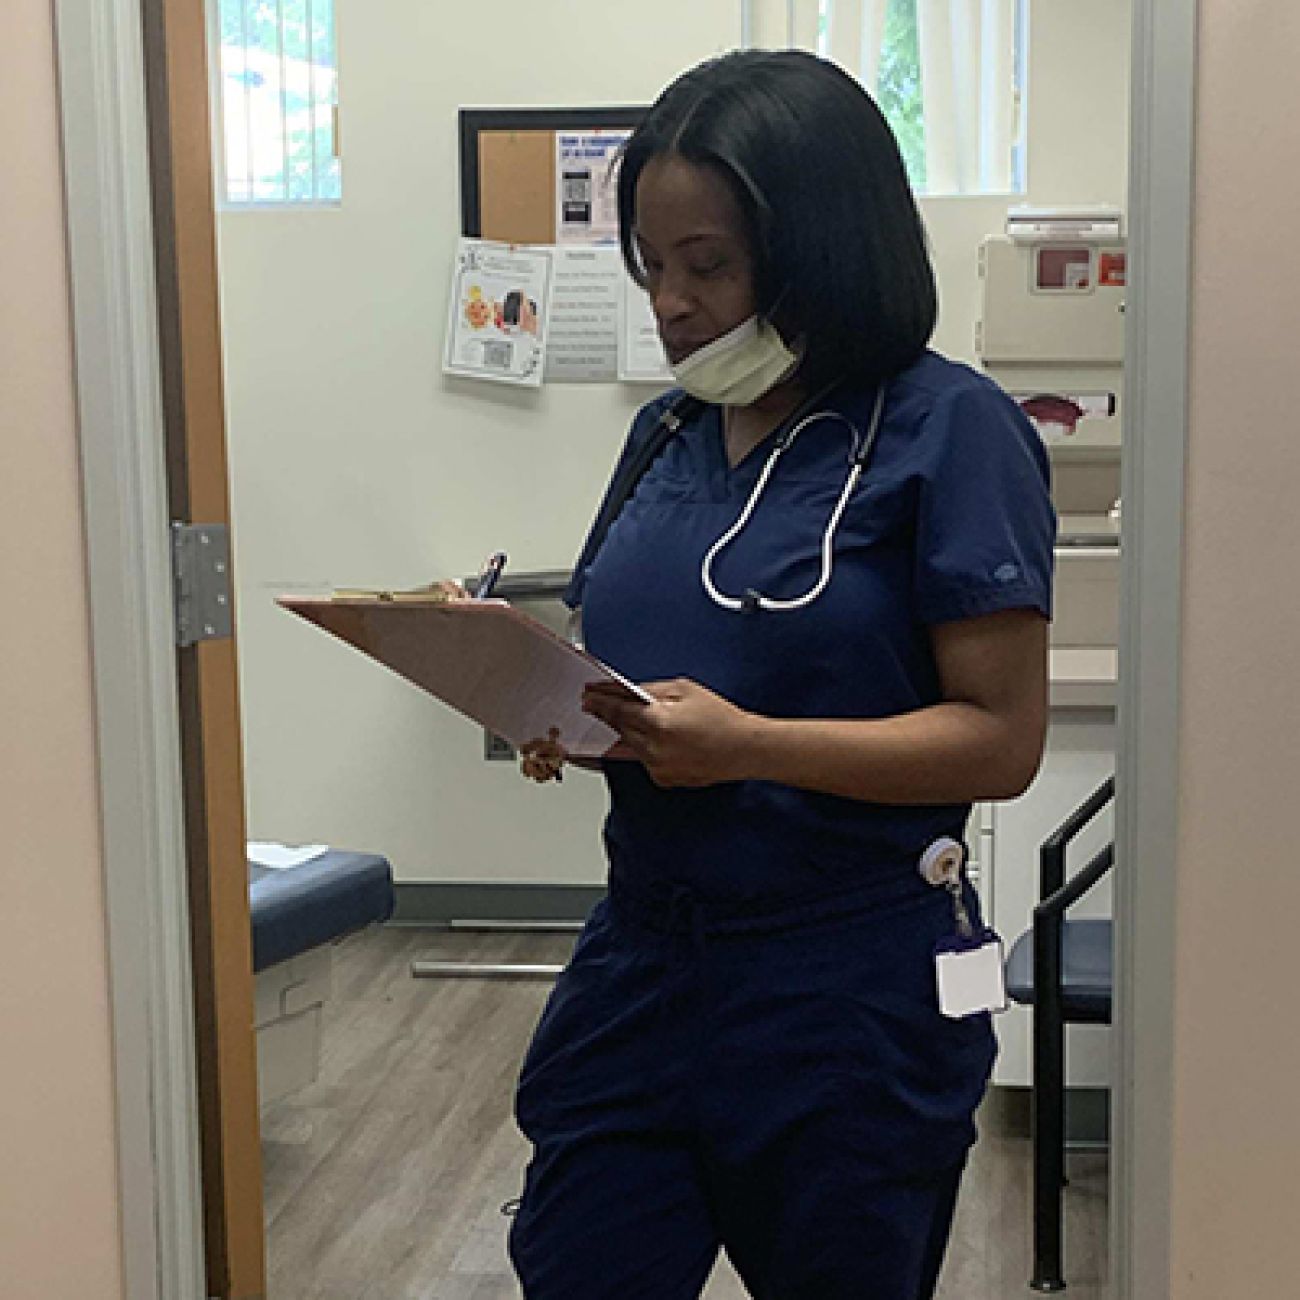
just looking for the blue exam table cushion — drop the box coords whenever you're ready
[1005,918,1113,1024]
[249,850,395,972]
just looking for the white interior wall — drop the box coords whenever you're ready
[220,0,1131,886]
[925,0,1132,362]
[221,1,741,885]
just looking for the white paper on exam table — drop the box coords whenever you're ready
[248,842,331,870]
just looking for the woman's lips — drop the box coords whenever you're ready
[662,339,704,365]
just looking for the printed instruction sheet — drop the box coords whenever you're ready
[545,247,623,382]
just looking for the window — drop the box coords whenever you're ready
[812,0,1029,197]
[212,0,340,206]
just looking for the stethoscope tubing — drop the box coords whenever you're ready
[700,385,888,613]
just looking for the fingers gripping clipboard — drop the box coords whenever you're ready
[277,596,650,758]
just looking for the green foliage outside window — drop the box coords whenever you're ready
[817,0,928,192]
[876,0,927,191]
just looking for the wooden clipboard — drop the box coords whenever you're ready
[277,595,650,758]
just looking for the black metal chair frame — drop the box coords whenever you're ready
[1028,775,1115,1292]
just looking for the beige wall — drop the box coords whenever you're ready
[0,3,126,1299]
[1169,1,1300,1294]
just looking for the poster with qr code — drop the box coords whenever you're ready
[444,238,554,387]
[556,130,629,246]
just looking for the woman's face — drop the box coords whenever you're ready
[633,154,757,366]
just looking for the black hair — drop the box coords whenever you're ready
[618,49,937,389]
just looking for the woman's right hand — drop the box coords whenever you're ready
[520,728,567,783]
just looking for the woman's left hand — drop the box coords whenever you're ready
[582,678,758,788]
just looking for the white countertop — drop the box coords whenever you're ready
[1058,512,1121,543]
[1050,645,1119,709]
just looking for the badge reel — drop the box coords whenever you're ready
[918,838,1009,1020]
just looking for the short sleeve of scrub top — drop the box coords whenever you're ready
[911,379,1056,626]
[567,352,1056,911]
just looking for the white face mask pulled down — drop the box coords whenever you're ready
[671,316,799,407]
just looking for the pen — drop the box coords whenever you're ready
[473,550,508,600]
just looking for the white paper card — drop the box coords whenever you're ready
[248,842,330,870]
[443,239,553,387]
[618,276,672,383]
[935,939,1009,1019]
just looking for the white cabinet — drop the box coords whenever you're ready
[966,801,995,913]
[987,709,1117,1086]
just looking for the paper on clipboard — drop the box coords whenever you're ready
[277,596,650,759]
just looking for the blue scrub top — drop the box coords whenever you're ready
[568,351,1056,911]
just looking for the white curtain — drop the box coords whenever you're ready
[916,0,1017,193]
[744,0,1018,195]
[744,0,889,89]
[742,0,822,49]
[826,0,888,92]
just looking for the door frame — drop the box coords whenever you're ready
[58,0,1198,1295]
[1112,1,1198,1296]
[52,0,206,1296]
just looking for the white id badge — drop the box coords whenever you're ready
[934,930,1009,1020]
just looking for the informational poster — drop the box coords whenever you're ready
[444,239,553,387]
[618,276,672,383]
[556,130,629,246]
[545,247,623,383]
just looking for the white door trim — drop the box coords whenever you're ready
[53,0,207,1296]
[57,0,1196,1294]
[1113,0,1198,1295]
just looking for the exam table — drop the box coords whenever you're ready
[249,850,395,1104]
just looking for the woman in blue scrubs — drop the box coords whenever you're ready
[509,49,1055,1300]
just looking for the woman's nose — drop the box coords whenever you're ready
[651,277,695,326]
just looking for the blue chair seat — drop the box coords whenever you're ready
[249,850,395,972]
[1005,917,1113,1024]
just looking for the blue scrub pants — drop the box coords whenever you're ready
[509,879,995,1299]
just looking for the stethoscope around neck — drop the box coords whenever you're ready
[700,384,888,613]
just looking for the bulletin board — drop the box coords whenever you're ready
[459,107,648,245]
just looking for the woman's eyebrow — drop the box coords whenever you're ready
[634,230,734,252]
[673,233,731,250]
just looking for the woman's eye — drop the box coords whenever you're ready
[689,259,726,278]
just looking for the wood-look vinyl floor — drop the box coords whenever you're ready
[261,926,1108,1299]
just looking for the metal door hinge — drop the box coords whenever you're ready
[171,522,233,647]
